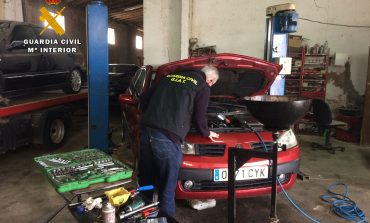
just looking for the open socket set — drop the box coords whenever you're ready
[34,149,133,193]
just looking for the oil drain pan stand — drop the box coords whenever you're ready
[228,96,311,223]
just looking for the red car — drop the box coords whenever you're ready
[119,53,300,199]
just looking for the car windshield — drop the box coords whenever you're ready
[0,22,9,41]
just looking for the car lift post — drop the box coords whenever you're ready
[264,3,298,96]
[87,0,109,152]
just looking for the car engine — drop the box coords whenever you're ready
[190,98,263,133]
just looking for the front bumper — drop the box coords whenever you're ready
[175,159,299,199]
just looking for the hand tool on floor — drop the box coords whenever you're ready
[123,196,146,213]
[129,185,154,197]
[120,207,159,223]
[119,202,160,219]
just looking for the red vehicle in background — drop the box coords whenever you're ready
[119,53,300,199]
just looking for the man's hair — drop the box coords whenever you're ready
[201,65,219,83]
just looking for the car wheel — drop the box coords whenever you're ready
[42,113,69,149]
[63,69,82,93]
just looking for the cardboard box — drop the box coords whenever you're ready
[288,35,302,53]
[288,35,302,48]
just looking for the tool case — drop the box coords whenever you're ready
[34,149,133,193]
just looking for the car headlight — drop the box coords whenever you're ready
[181,142,195,155]
[276,129,297,150]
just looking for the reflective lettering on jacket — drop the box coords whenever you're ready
[167,74,198,85]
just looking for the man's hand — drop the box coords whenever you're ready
[209,131,219,138]
[209,131,221,142]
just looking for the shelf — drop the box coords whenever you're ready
[303,72,324,75]
[302,79,325,82]
[302,89,324,92]
[301,91,325,99]
[286,86,300,89]
[304,63,326,66]
[287,48,327,100]
[302,87,324,93]
[305,54,327,56]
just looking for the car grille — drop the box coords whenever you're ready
[195,144,226,156]
[185,174,290,191]
[250,142,274,151]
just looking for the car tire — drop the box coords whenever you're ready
[42,113,69,150]
[63,69,82,94]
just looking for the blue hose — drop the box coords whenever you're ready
[277,177,321,223]
[320,183,367,223]
[252,129,367,223]
[252,129,321,223]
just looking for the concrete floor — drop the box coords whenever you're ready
[1,107,369,223]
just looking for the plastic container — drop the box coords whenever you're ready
[34,149,133,193]
[105,187,131,206]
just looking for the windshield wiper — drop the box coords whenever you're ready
[209,127,249,133]
[208,110,249,117]
[209,101,246,109]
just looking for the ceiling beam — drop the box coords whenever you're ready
[67,0,143,27]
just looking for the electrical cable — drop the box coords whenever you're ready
[320,183,367,223]
[299,18,370,28]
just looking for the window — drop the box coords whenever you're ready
[136,35,142,49]
[43,11,65,32]
[108,28,115,45]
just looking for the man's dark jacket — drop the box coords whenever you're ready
[141,70,210,141]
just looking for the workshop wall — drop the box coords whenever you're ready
[190,0,370,109]
[108,22,138,65]
[144,0,181,65]
[0,0,23,22]
[21,0,138,65]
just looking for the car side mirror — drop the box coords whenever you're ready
[119,94,138,105]
[7,40,25,50]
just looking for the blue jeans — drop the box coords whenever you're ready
[138,126,182,217]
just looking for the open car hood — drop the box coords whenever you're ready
[155,53,282,97]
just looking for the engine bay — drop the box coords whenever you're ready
[190,97,263,133]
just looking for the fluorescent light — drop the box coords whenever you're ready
[124,5,143,12]
[108,28,115,45]
[136,35,142,49]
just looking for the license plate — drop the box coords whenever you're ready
[213,166,268,182]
